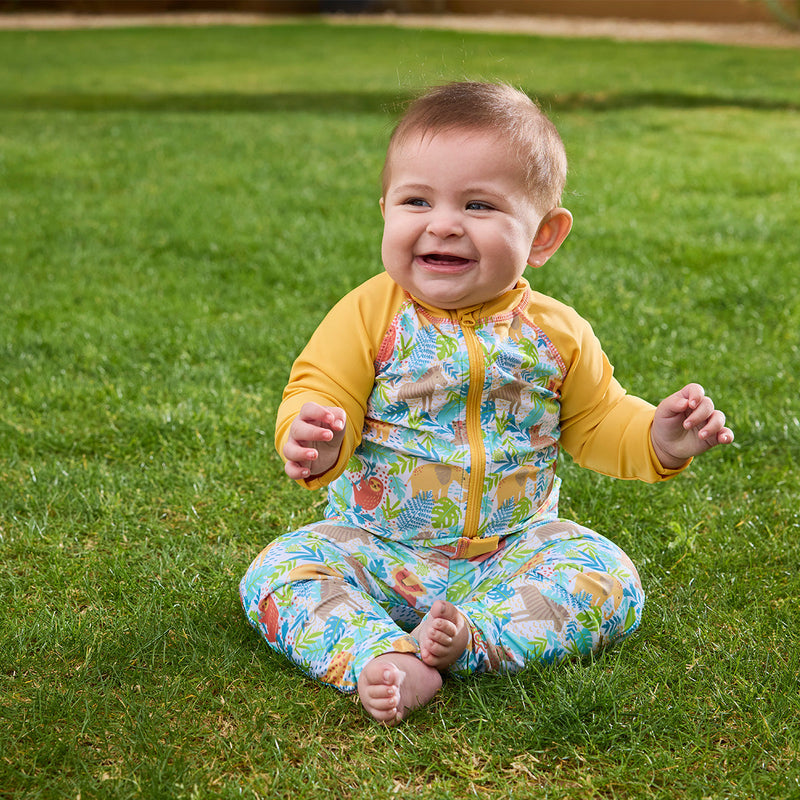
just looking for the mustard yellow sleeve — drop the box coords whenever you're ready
[275,273,406,489]
[530,292,689,483]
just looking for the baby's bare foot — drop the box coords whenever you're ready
[357,653,442,725]
[413,600,470,670]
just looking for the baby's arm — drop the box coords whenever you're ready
[282,402,347,480]
[651,383,734,470]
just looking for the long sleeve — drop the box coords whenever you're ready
[275,273,407,489]
[529,291,688,483]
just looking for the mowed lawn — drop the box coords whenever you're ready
[0,18,799,800]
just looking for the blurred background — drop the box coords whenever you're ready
[0,0,796,27]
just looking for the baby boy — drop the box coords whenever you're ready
[239,82,733,724]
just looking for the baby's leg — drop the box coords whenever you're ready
[357,653,442,725]
[448,521,645,675]
[412,600,470,669]
[240,524,421,693]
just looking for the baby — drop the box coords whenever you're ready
[239,82,733,724]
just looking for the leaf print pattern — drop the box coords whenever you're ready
[240,292,645,694]
[239,519,645,691]
[325,300,564,549]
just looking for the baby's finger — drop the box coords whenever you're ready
[298,402,345,432]
[283,438,319,465]
[292,418,337,444]
[284,460,312,480]
[328,407,347,431]
[682,395,715,430]
[696,409,727,440]
[715,426,735,445]
[684,383,706,403]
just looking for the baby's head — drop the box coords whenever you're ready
[382,81,567,216]
[379,82,573,309]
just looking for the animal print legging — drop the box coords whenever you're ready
[239,519,645,692]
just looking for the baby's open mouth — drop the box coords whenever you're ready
[420,253,471,266]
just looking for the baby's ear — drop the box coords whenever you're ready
[379,197,386,219]
[528,208,573,268]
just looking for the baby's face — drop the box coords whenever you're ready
[380,128,544,310]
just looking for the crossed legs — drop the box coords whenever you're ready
[240,520,644,725]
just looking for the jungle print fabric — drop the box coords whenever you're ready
[239,518,644,692]
[243,288,651,692]
[325,297,564,549]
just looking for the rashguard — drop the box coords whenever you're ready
[276,272,685,556]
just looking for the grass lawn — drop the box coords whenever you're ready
[1,17,799,800]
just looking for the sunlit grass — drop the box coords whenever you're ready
[0,18,798,800]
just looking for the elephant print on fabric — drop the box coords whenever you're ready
[324,298,565,551]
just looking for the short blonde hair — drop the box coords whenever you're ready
[382,82,567,212]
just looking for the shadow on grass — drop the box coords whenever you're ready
[2,89,798,113]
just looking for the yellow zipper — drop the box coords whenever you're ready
[460,311,486,539]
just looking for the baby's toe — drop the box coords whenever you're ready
[434,618,457,638]
[370,679,398,697]
[367,693,399,712]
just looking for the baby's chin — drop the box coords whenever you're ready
[409,288,501,310]
[417,279,523,310]
[384,262,518,310]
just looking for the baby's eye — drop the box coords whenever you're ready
[404,198,430,207]
[466,201,494,211]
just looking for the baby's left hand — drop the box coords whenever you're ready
[651,383,734,470]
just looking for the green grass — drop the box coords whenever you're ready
[1,18,799,800]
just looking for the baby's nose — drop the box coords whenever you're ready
[426,209,464,238]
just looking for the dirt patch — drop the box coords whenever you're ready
[0,10,798,48]
[350,12,800,48]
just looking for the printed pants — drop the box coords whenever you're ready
[239,518,644,693]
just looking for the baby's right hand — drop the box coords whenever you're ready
[282,402,346,480]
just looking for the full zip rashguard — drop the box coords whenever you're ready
[277,273,680,551]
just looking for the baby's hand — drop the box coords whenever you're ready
[283,402,347,480]
[651,383,734,470]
